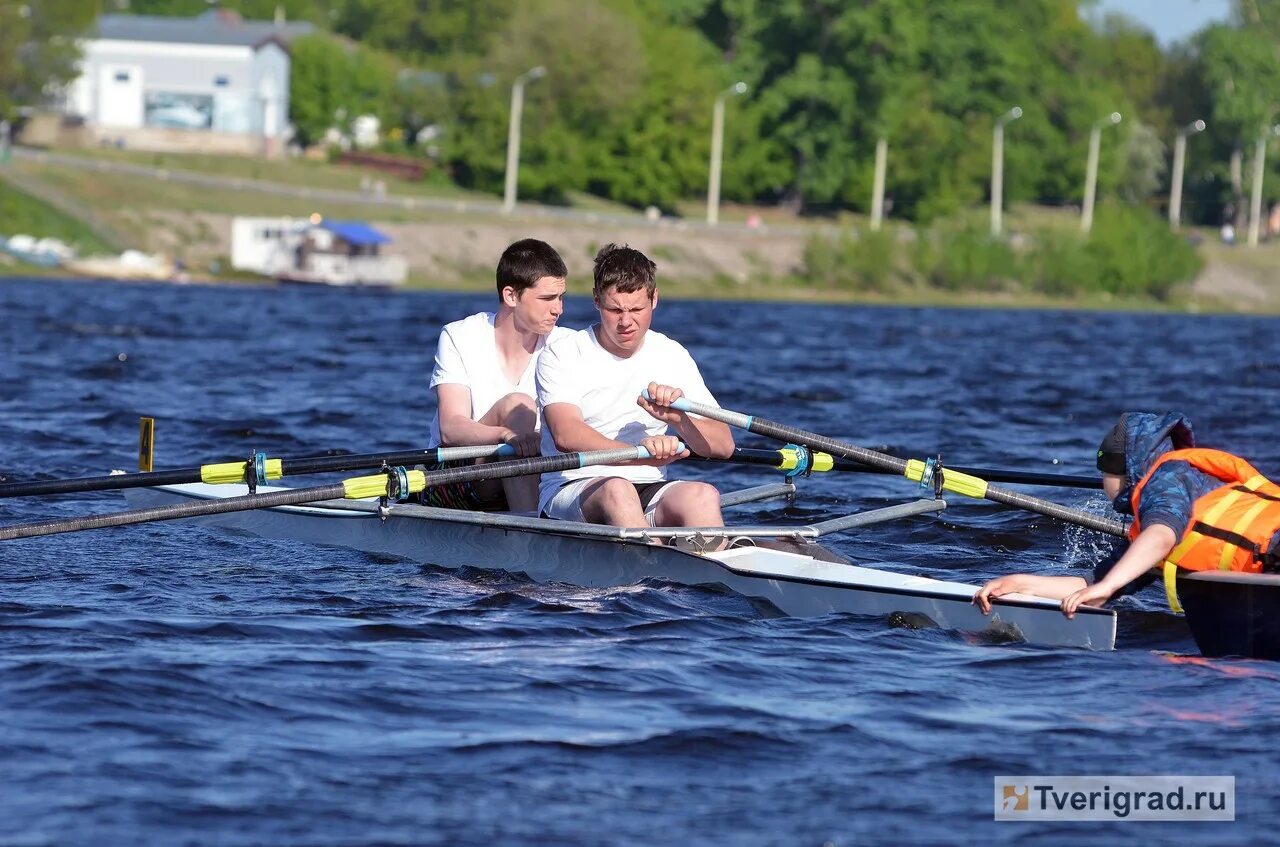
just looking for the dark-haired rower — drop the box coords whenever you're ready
[426,238,572,512]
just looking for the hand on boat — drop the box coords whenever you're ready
[638,382,687,425]
[639,434,689,466]
[1060,583,1113,619]
[973,575,1028,615]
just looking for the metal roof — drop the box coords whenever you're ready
[95,11,314,49]
[317,221,392,246]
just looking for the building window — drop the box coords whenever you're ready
[114,71,131,83]
[214,75,229,87]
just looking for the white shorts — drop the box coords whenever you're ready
[541,477,686,526]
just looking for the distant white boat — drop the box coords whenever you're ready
[1,234,75,268]
[232,216,408,288]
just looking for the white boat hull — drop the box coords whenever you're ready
[124,483,1117,650]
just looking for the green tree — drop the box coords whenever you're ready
[1,0,98,119]
[288,33,355,146]
[1194,22,1280,229]
[333,0,515,60]
[446,0,646,202]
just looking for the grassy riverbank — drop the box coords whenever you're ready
[2,146,1278,313]
[0,172,118,257]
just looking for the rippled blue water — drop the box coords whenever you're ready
[2,277,1278,845]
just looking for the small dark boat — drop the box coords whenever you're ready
[1176,570,1280,660]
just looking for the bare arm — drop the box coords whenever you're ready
[436,384,515,447]
[1060,524,1178,618]
[973,574,1088,615]
[637,383,735,459]
[543,403,688,465]
[543,402,627,453]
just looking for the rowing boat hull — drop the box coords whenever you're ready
[123,483,1116,651]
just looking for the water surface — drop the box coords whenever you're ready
[1,277,1277,845]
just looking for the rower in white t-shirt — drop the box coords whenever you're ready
[427,238,573,512]
[536,243,735,530]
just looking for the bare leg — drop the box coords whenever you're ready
[653,481,726,550]
[577,477,648,528]
[475,393,539,511]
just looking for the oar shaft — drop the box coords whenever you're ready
[0,444,515,499]
[0,444,665,542]
[692,448,1100,489]
[980,487,1124,536]
[0,468,201,498]
[0,483,347,541]
[666,395,1124,537]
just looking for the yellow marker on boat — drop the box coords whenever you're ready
[138,417,155,472]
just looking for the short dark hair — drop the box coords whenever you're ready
[496,239,567,298]
[592,243,657,299]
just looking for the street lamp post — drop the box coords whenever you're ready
[501,65,546,216]
[1168,119,1206,231]
[1247,124,1280,247]
[990,106,1022,237]
[1081,112,1122,235]
[706,81,748,226]
[869,137,888,231]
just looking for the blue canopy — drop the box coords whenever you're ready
[318,220,392,246]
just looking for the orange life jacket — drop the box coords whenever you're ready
[1129,448,1280,573]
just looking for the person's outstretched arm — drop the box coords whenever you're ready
[1060,524,1177,618]
[974,574,1088,615]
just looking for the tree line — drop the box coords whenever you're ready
[8,0,1280,227]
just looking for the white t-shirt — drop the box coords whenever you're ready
[429,311,574,446]
[535,326,719,509]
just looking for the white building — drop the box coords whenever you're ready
[64,9,312,156]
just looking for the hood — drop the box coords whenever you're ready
[1110,411,1196,515]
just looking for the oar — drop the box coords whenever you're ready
[0,444,517,499]
[646,393,1125,538]
[690,446,1101,489]
[0,444,670,542]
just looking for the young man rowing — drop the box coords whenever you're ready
[974,412,1280,618]
[535,244,735,530]
[425,239,572,512]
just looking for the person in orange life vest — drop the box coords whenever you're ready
[974,412,1280,619]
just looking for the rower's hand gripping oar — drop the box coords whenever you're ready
[0,443,518,500]
[643,391,1124,538]
[0,444,678,542]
